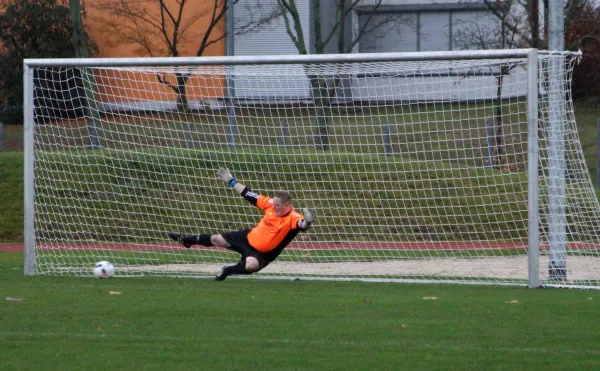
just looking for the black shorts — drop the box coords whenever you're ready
[221,229,274,269]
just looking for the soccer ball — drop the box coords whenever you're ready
[94,261,115,279]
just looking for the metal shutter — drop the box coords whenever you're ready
[420,12,450,51]
[233,0,311,100]
[358,13,418,53]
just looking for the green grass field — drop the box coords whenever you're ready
[1,251,599,370]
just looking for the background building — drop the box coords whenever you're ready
[231,0,518,103]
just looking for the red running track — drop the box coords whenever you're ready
[2,242,598,252]
[0,241,554,252]
[0,244,24,252]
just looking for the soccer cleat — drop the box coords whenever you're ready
[215,265,230,281]
[168,232,192,248]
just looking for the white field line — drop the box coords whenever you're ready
[1,331,600,356]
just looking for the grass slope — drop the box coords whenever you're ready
[2,100,599,245]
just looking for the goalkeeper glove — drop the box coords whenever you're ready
[217,168,234,184]
[303,208,316,226]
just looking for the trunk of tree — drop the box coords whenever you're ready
[310,77,331,150]
[70,0,88,58]
[527,0,540,48]
[309,0,330,150]
[543,0,549,48]
[494,66,509,170]
[69,0,101,149]
[176,73,190,113]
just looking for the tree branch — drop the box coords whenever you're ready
[482,0,533,46]
[158,0,175,55]
[278,0,307,54]
[196,0,225,56]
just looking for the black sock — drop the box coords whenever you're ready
[182,234,213,247]
[224,261,249,275]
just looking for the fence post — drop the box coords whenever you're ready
[280,119,288,147]
[486,115,495,167]
[382,120,391,155]
[186,122,194,149]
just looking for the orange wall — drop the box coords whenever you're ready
[85,0,226,102]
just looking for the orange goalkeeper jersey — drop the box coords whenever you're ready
[245,193,304,253]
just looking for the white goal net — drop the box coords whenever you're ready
[23,50,600,288]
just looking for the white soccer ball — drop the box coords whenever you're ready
[94,261,115,279]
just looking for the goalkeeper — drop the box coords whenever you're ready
[168,168,316,281]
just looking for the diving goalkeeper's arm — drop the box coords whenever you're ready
[300,208,315,230]
[217,167,263,207]
[217,168,245,195]
[217,167,316,229]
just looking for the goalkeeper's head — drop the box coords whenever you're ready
[273,190,293,216]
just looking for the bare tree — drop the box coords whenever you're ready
[454,0,600,167]
[472,0,600,61]
[463,0,541,48]
[92,0,279,112]
[452,2,523,169]
[277,0,412,150]
[454,1,545,170]
[565,0,600,97]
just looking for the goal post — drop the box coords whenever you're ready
[526,50,540,289]
[23,49,598,288]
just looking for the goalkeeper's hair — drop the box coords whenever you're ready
[274,191,292,204]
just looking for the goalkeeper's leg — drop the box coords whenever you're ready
[168,232,213,248]
[215,256,260,281]
[168,229,248,249]
[169,230,261,281]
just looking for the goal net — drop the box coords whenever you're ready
[24,50,600,288]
